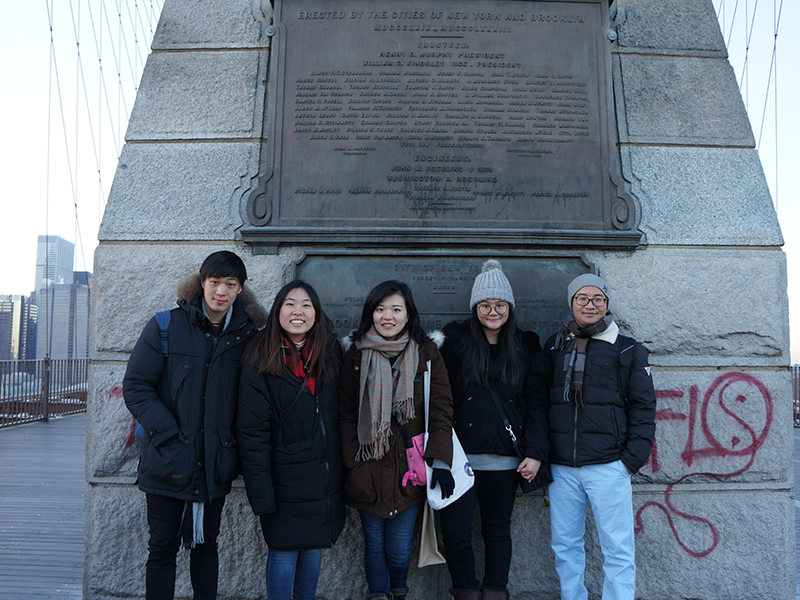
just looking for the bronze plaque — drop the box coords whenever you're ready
[244,0,638,249]
[293,252,591,341]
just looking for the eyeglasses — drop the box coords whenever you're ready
[573,295,607,307]
[477,302,508,316]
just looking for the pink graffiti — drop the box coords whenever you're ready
[635,372,773,558]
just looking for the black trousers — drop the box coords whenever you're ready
[145,493,226,600]
[439,469,519,590]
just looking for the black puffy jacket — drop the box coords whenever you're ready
[123,274,266,502]
[237,338,345,551]
[545,332,656,474]
[440,320,549,462]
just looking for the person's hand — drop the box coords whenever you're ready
[430,468,455,499]
[517,457,541,483]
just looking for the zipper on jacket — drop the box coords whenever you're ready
[317,394,334,543]
[572,403,579,467]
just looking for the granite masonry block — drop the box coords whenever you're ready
[622,146,782,247]
[84,485,266,599]
[633,489,794,600]
[637,369,791,486]
[612,0,726,55]
[126,51,266,141]
[90,243,287,356]
[152,0,271,50]
[99,143,260,241]
[87,362,140,482]
[583,247,789,367]
[615,54,754,146]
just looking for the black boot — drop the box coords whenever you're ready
[390,587,409,600]
[449,586,481,600]
[480,586,509,600]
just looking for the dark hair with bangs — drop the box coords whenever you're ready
[352,280,430,346]
[457,304,524,388]
[199,251,247,283]
[243,280,337,381]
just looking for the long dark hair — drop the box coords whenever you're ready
[243,280,336,380]
[352,280,430,346]
[457,304,524,388]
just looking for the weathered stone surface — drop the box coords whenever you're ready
[621,147,782,247]
[637,370,791,486]
[633,489,794,599]
[90,243,286,356]
[612,0,726,55]
[86,363,139,482]
[84,485,267,599]
[584,248,789,367]
[126,51,266,141]
[152,0,271,50]
[615,55,754,146]
[99,143,260,241]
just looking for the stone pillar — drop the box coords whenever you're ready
[85,1,792,598]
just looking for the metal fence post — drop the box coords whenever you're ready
[42,356,51,423]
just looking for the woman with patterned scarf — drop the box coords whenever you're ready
[338,280,455,600]
[238,280,346,600]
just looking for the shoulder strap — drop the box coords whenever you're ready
[155,310,171,357]
[487,381,523,459]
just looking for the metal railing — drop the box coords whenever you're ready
[0,358,87,428]
[793,365,800,427]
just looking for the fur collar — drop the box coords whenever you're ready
[176,272,268,330]
[341,330,444,353]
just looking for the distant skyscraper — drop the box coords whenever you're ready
[0,295,37,361]
[35,274,90,360]
[35,235,74,291]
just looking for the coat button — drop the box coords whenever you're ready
[194,490,200,495]
[205,333,210,338]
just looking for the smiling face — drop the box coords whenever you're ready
[201,276,242,323]
[571,285,608,328]
[476,299,510,340]
[372,293,409,341]
[278,287,316,343]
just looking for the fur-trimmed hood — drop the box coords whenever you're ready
[341,330,444,353]
[176,272,268,330]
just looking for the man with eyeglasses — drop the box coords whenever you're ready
[544,273,655,600]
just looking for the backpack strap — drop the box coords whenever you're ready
[155,310,171,357]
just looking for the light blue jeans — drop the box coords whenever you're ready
[266,548,322,600]
[549,461,635,600]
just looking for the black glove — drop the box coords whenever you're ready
[430,468,455,500]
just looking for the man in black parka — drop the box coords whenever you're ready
[545,273,655,600]
[124,251,266,600]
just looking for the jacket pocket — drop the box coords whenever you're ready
[140,429,195,486]
[214,429,240,484]
[343,460,378,505]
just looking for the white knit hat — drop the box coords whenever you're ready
[470,260,515,309]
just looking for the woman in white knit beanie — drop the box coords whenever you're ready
[437,260,550,600]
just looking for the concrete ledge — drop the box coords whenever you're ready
[126,51,267,141]
[614,54,753,147]
[621,146,782,247]
[152,0,271,50]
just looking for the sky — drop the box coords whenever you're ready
[1,1,798,358]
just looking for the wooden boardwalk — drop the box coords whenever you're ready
[0,414,798,599]
[0,413,85,600]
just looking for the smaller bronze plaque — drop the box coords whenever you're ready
[292,252,591,341]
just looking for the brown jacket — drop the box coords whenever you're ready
[338,339,454,518]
